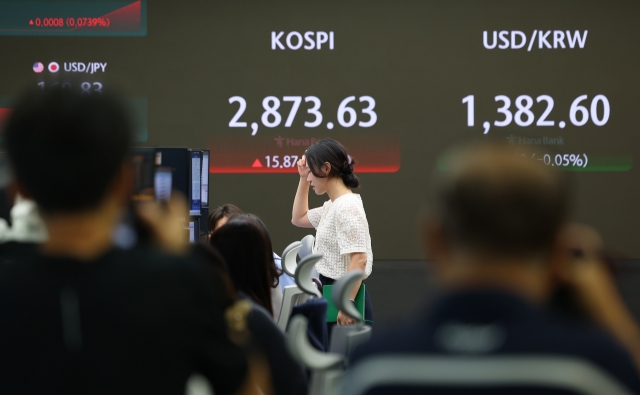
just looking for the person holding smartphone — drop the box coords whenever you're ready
[0,87,254,395]
[291,139,373,325]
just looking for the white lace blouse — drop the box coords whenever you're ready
[307,193,373,280]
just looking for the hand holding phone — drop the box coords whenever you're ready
[136,192,189,254]
[154,166,172,202]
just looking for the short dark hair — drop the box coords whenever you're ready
[306,139,359,188]
[431,143,570,259]
[209,215,276,315]
[3,87,132,214]
[207,204,245,233]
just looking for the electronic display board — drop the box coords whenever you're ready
[0,0,638,259]
[0,0,146,36]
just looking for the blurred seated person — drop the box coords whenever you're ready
[199,245,308,395]
[0,192,47,264]
[1,193,47,243]
[244,214,284,316]
[209,215,283,319]
[208,204,296,292]
[208,215,309,394]
[0,87,255,395]
[350,142,640,393]
[557,223,640,370]
[0,151,47,261]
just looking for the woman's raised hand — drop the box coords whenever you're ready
[297,155,310,178]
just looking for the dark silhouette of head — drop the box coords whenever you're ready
[209,215,278,315]
[306,138,359,188]
[3,87,132,214]
[428,142,570,260]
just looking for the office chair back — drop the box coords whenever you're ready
[281,241,302,276]
[299,234,315,259]
[328,270,372,357]
[340,355,635,395]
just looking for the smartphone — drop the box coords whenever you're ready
[131,148,156,202]
[154,166,172,202]
[113,148,157,248]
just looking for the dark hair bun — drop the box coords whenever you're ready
[341,159,360,188]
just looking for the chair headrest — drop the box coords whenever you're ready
[295,253,323,298]
[281,241,303,276]
[286,315,344,371]
[331,270,364,322]
[340,355,636,395]
[298,234,315,259]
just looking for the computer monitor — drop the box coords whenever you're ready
[188,150,202,216]
[201,150,209,207]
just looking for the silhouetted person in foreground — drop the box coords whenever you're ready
[0,88,253,395]
[349,143,640,393]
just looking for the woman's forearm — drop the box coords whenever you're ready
[347,252,367,300]
[291,177,311,227]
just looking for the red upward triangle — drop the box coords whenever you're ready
[29,20,34,25]
[251,158,263,168]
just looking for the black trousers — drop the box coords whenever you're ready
[319,274,373,324]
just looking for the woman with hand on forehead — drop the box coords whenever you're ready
[291,139,373,325]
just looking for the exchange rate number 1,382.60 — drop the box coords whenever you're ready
[463,94,610,134]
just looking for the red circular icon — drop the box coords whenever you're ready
[48,62,59,73]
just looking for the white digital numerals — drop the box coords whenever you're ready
[37,81,103,93]
[463,94,610,133]
[228,96,377,135]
